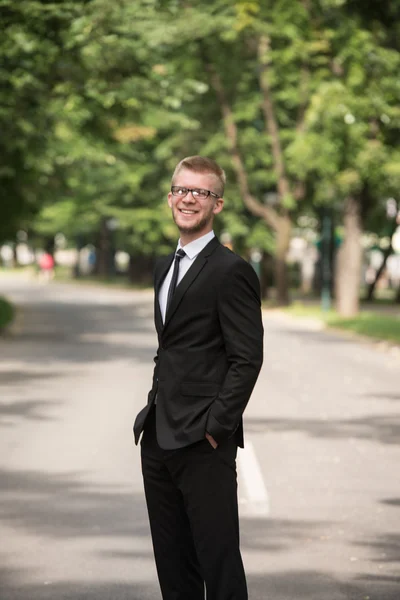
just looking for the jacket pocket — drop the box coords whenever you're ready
[180,382,220,396]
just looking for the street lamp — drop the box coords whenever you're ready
[320,208,333,311]
[250,249,262,281]
[106,218,119,277]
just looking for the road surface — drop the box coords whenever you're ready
[0,275,399,599]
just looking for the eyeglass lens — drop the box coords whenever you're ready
[172,187,208,199]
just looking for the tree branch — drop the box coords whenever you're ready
[257,35,291,200]
[296,65,310,134]
[205,61,280,231]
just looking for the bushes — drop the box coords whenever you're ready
[0,297,15,331]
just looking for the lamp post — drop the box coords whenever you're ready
[320,208,332,311]
[250,249,262,281]
[106,218,119,277]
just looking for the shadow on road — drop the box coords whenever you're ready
[241,516,332,553]
[0,300,157,365]
[0,369,64,428]
[244,415,400,445]
[0,571,159,600]
[363,393,400,402]
[0,399,62,426]
[0,468,333,555]
[382,498,400,507]
[1,569,399,600]
[1,466,399,598]
[0,468,150,540]
[248,570,400,600]
[354,532,400,564]
[0,370,63,385]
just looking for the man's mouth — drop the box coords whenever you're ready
[179,209,198,215]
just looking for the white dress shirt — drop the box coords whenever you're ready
[159,230,215,324]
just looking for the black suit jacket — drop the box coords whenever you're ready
[133,236,264,450]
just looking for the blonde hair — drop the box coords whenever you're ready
[171,156,226,197]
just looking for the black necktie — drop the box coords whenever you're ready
[166,249,186,315]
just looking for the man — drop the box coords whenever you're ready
[134,156,264,600]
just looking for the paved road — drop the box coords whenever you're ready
[0,276,399,600]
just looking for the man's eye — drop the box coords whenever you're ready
[177,188,187,195]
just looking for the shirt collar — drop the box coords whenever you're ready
[177,230,215,260]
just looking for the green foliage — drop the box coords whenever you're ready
[0,0,87,239]
[0,297,15,331]
[286,8,400,219]
[2,0,400,263]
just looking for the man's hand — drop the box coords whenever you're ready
[205,432,218,449]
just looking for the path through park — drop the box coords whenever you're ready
[0,275,399,599]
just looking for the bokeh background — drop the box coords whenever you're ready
[1,0,400,338]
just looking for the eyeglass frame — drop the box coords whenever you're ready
[170,186,220,200]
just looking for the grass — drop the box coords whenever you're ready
[0,297,15,331]
[282,302,400,345]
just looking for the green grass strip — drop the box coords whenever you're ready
[284,303,400,345]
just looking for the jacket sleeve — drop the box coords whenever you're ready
[205,259,264,442]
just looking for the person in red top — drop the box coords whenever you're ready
[38,252,55,282]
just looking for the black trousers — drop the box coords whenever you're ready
[141,405,248,600]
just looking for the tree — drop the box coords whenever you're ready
[0,0,86,241]
[364,198,400,301]
[31,0,274,280]
[11,0,400,314]
[288,3,400,315]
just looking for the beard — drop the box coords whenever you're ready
[172,208,214,234]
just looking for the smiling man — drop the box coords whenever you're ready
[134,156,264,600]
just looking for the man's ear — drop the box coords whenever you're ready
[213,197,224,215]
[167,192,173,209]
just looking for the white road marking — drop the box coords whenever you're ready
[237,440,270,518]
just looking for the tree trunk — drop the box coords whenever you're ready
[128,253,154,286]
[300,244,317,295]
[260,253,273,300]
[365,218,397,301]
[366,250,391,302]
[395,282,400,304]
[335,196,363,317]
[11,244,17,268]
[73,235,85,278]
[275,215,291,305]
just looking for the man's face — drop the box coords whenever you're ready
[167,168,224,240]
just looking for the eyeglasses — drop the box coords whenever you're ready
[171,186,220,200]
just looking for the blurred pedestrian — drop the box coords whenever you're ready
[87,248,96,274]
[38,252,54,282]
[134,156,264,600]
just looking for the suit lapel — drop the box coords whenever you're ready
[163,236,220,332]
[154,253,174,335]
